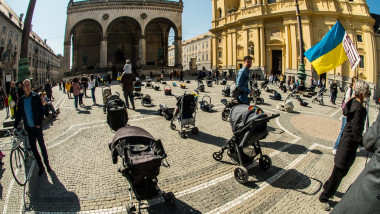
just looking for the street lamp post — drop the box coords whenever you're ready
[295,0,306,83]
[17,0,37,83]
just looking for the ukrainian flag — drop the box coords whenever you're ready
[305,21,348,75]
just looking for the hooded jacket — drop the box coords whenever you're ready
[334,98,366,169]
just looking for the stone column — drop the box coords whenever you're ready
[100,36,107,69]
[139,35,146,66]
[259,27,265,68]
[175,37,182,66]
[211,35,217,70]
[72,35,77,73]
[64,40,71,74]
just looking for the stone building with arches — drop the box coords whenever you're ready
[210,0,380,93]
[64,0,183,77]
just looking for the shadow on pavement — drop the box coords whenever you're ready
[146,197,202,214]
[186,131,228,147]
[27,170,80,212]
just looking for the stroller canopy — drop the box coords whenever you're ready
[229,104,267,134]
[111,126,156,146]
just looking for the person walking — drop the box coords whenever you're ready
[107,73,112,86]
[330,80,338,104]
[236,56,255,104]
[89,74,97,105]
[121,59,136,109]
[72,78,81,111]
[65,80,72,98]
[79,78,84,107]
[319,80,370,211]
[81,75,89,98]
[330,109,380,213]
[14,79,52,176]
[333,77,357,155]
[62,80,66,93]
[44,79,53,101]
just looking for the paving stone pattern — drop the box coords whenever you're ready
[0,79,376,214]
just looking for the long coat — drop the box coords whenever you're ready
[334,98,366,169]
[331,112,380,213]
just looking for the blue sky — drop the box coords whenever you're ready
[5,0,379,55]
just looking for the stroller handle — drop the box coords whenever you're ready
[202,95,211,103]
[256,113,280,122]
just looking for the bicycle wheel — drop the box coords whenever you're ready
[10,148,27,186]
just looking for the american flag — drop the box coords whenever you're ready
[342,33,360,71]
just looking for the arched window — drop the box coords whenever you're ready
[218,8,222,19]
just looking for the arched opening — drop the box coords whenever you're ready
[106,17,142,72]
[217,8,222,18]
[70,19,102,73]
[226,0,240,13]
[145,18,178,67]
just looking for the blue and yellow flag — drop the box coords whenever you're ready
[305,21,353,75]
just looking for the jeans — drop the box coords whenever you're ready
[334,116,346,149]
[74,95,79,108]
[123,91,134,108]
[79,93,83,105]
[91,87,96,103]
[5,107,9,117]
[26,126,49,170]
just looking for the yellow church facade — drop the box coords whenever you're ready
[210,0,380,94]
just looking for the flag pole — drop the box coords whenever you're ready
[295,0,306,85]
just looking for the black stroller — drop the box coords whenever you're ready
[134,81,143,99]
[145,80,152,88]
[250,88,264,105]
[170,92,199,138]
[141,94,154,107]
[260,80,269,89]
[221,98,240,121]
[206,78,213,87]
[312,87,325,105]
[199,95,213,112]
[269,90,282,100]
[109,126,175,213]
[197,80,205,92]
[158,104,175,120]
[213,105,280,184]
[222,86,231,97]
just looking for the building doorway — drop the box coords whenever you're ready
[271,50,282,75]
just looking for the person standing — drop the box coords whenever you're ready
[121,59,136,109]
[72,78,81,111]
[236,56,255,104]
[9,81,17,119]
[14,79,52,176]
[180,70,184,82]
[79,78,84,107]
[330,80,338,104]
[107,73,112,86]
[319,80,369,211]
[89,74,97,106]
[44,79,53,101]
[4,94,9,119]
[333,77,357,155]
[65,80,72,99]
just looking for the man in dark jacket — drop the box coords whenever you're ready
[331,111,380,213]
[319,80,369,211]
[44,79,53,101]
[14,79,52,176]
[120,68,136,109]
[236,56,255,104]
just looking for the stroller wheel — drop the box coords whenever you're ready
[259,155,272,170]
[158,109,162,116]
[170,123,176,130]
[213,152,223,161]
[180,131,186,138]
[191,127,199,134]
[234,166,249,184]
[126,204,135,214]
[221,112,228,121]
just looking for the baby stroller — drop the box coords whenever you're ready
[213,105,280,184]
[197,80,205,92]
[170,91,198,138]
[260,80,269,89]
[106,92,128,131]
[109,126,175,213]
[222,86,231,97]
[312,88,325,105]
[199,95,213,112]
[134,81,143,99]
[141,94,154,107]
[207,78,213,87]
[102,86,112,113]
[251,88,264,105]
[221,98,239,121]
[180,84,186,89]
[172,82,177,87]
[221,79,227,85]
[186,80,191,84]
[145,80,152,88]
[269,90,282,100]
[164,85,172,95]
[158,104,175,120]
[152,84,160,91]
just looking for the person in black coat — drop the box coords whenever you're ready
[14,79,52,176]
[319,80,370,211]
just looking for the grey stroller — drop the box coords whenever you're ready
[170,91,198,138]
[312,87,326,105]
[213,105,280,184]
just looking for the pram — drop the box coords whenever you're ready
[250,88,264,105]
[170,91,198,138]
[106,92,128,131]
[213,105,280,184]
[269,90,282,100]
[220,79,227,85]
[207,78,213,87]
[145,80,152,88]
[141,94,154,107]
[152,84,160,91]
[260,80,269,89]
[109,126,175,213]
[102,86,112,113]
[158,104,175,120]
[180,84,186,89]
[222,85,231,97]
[312,87,325,105]
[164,85,172,95]
[197,80,205,92]
[134,81,143,99]
[221,98,240,121]
[199,95,213,112]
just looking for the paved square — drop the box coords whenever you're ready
[0,79,377,214]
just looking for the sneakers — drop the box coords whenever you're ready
[320,201,331,211]
[332,149,337,156]
[75,108,80,111]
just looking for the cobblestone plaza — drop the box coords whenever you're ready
[0,79,377,213]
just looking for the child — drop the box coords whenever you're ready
[4,94,9,119]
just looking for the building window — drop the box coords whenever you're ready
[206,42,208,48]
[218,8,222,19]
[268,0,277,3]
[218,39,222,44]
[357,34,363,42]
[206,54,208,61]
[359,55,364,68]
[219,51,222,58]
